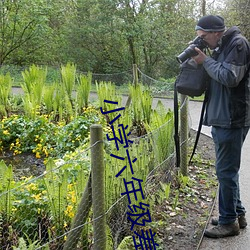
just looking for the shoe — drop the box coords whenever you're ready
[204,222,240,238]
[211,214,247,229]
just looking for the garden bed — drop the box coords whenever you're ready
[0,64,217,249]
[0,129,217,250]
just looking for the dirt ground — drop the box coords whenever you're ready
[156,130,217,250]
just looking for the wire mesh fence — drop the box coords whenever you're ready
[0,65,190,249]
[138,68,175,95]
[0,64,174,97]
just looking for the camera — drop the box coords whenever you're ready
[176,36,208,64]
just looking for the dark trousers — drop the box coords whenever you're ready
[211,126,249,225]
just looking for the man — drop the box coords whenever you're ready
[192,15,250,238]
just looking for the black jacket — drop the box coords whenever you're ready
[203,26,250,128]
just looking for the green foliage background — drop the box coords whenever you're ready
[0,0,247,80]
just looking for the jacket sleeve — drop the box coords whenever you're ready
[203,37,250,87]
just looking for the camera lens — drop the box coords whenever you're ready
[176,45,198,63]
[176,36,208,63]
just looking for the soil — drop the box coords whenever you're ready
[154,130,217,250]
[0,152,45,180]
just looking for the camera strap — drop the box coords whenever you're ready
[174,82,181,168]
[189,91,208,164]
[174,85,208,168]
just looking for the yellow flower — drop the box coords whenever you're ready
[42,147,49,157]
[14,149,22,155]
[32,193,42,201]
[3,130,9,135]
[12,207,17,212]
[26,183,37,191]
[65,205,74,218]
[21,176,32,181]
[71,195,76,204]
[36,152,41,158]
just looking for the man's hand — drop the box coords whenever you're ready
[192,47,207,64]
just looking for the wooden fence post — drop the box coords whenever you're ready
[126,64,138,108]
[180,94,188,176]
[91,124,106,250]
[133,63,138,86]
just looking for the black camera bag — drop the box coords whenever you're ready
[175,58,209,97]
[174,58,210,168]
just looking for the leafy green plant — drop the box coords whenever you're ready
[42,159,69,247]
[96,81,122,124]
[51,80,74,122]
[0,161,15,222]
[0,110,101,158]
[105,139,152,209]
[76,72,92,112]
[19,63,78,121]
[0,145,92,248]
[12,176,49,241]
[21,65,47,118]
[150,181,172,206]
[0,73,12,117]
[117,235,134,249]
[43,84,56,114]
[142,89,153,124]
[178,173,192,189]
[172,190,180,210]
[128,83,153,135]
[60,62,76,103]
[13,236,44,250]
[145,100,174,164]
[0,115,56,157]
[0,161,18,248]
[52,83,66,121]
[104,134,154,248]
[42,156,92,248]
[129,84,152,123]
[160,182,171,201]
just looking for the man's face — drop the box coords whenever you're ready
[196,30,221,49]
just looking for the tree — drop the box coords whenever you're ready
[220,0,250,39]
[0,0,48,65]
[63,0,130,73]
[0,0,230,79]
[66,0,200,78]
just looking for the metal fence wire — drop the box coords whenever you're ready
[0,67,190,249]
